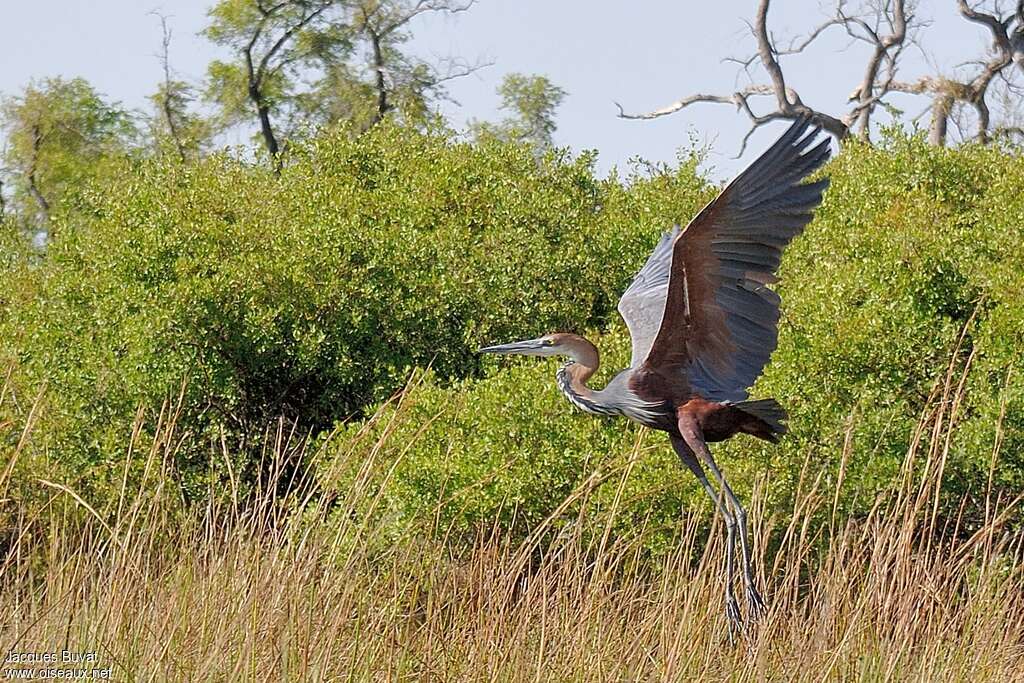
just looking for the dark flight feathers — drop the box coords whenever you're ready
[618,117,831,403]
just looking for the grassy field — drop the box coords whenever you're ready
[2,376,1022,683]
[2,100,1024,682]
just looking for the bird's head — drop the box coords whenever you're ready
[477,333,570,358]
[479,332,601,381]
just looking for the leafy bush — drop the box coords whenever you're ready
[760,135,1024,523]
[316,329,698,555]
[3,124,1020,550]
[318,133,1024,550]
[0,123,709,497]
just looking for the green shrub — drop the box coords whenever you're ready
[760,135,1024,524]
[318,133,1024,551]
[4,123,1021,550]
[316,329,699,555]
[0,123,709,498]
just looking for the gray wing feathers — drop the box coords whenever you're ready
[617,226,681,368]
[688,118,830,401]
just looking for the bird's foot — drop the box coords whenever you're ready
[725,593,744,646]
[746,584,767,622]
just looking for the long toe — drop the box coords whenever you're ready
[725,595,744,645]
[746,585,767,621]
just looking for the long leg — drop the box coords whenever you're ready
[669,435,742,641]
[677,417,766,620]
[701,449,766,619]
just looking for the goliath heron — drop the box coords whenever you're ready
[479,117,830,635]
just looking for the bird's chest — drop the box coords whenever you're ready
[627,365,690,406]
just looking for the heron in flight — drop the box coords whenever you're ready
[479,117,830,634]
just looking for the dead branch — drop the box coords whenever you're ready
[152,13,188,162]
[888,2,1022,145]
[615,87,769,121]
[840,0,909,138]
[992,124,1024,139]
[616,0,911,151]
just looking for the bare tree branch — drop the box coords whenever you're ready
[778,16,845,55]
[840,0,908,138]
[617,0,1024,149]
[1016,1,1024,71]
[615,88,766,121]
[617,0,850,148]
[754,0,793,111]
[379,0,475,36]
[152,13,188,162]
[958,0,1012,54]
[992,124,1024,139]
[886,2,1022,145]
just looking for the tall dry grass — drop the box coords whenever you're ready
[1,369,1023,682]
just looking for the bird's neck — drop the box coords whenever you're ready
[556,336,616,416]
[562,336,599,390]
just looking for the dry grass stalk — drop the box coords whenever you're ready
[0,369,1022,681]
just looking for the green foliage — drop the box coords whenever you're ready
[316,132,1024,551]
[201,0,470,151]
[3,122,1021,553]
[318,329,700,554]
[202,0,354,149]
[0,77,138,226]
[0,123,709,500]
[203,59,265,130]
[757,136,1024,523]
[148,80,216,161]
[471,73,567,154]
[309,0,468,131]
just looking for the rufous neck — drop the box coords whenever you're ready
[563,335,599,387]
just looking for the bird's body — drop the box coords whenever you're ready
[551,334,786,442]
[479,117,830,640]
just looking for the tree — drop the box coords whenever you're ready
[203,0,351,169]
[0,78,137,232]
[148,14,214,161]
[889,1,1024,145]
[298,0,481,133]
[149,82,214,161]
[617,0,918,152]
[470,73,567,153]
[616,0,1024,150]
[202,0,477,169]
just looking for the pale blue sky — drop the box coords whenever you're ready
[0,1,990,178]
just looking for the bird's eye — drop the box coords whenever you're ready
[543,339,554,346]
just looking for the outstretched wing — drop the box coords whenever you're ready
[617,226,681,368]
[637,117,831,402]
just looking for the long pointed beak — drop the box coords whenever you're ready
[477,338,546,355]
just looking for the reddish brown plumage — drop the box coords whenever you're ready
[677,398,781,444]
[644,190,737,376]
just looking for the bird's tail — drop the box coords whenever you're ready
[733,398,788,443]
